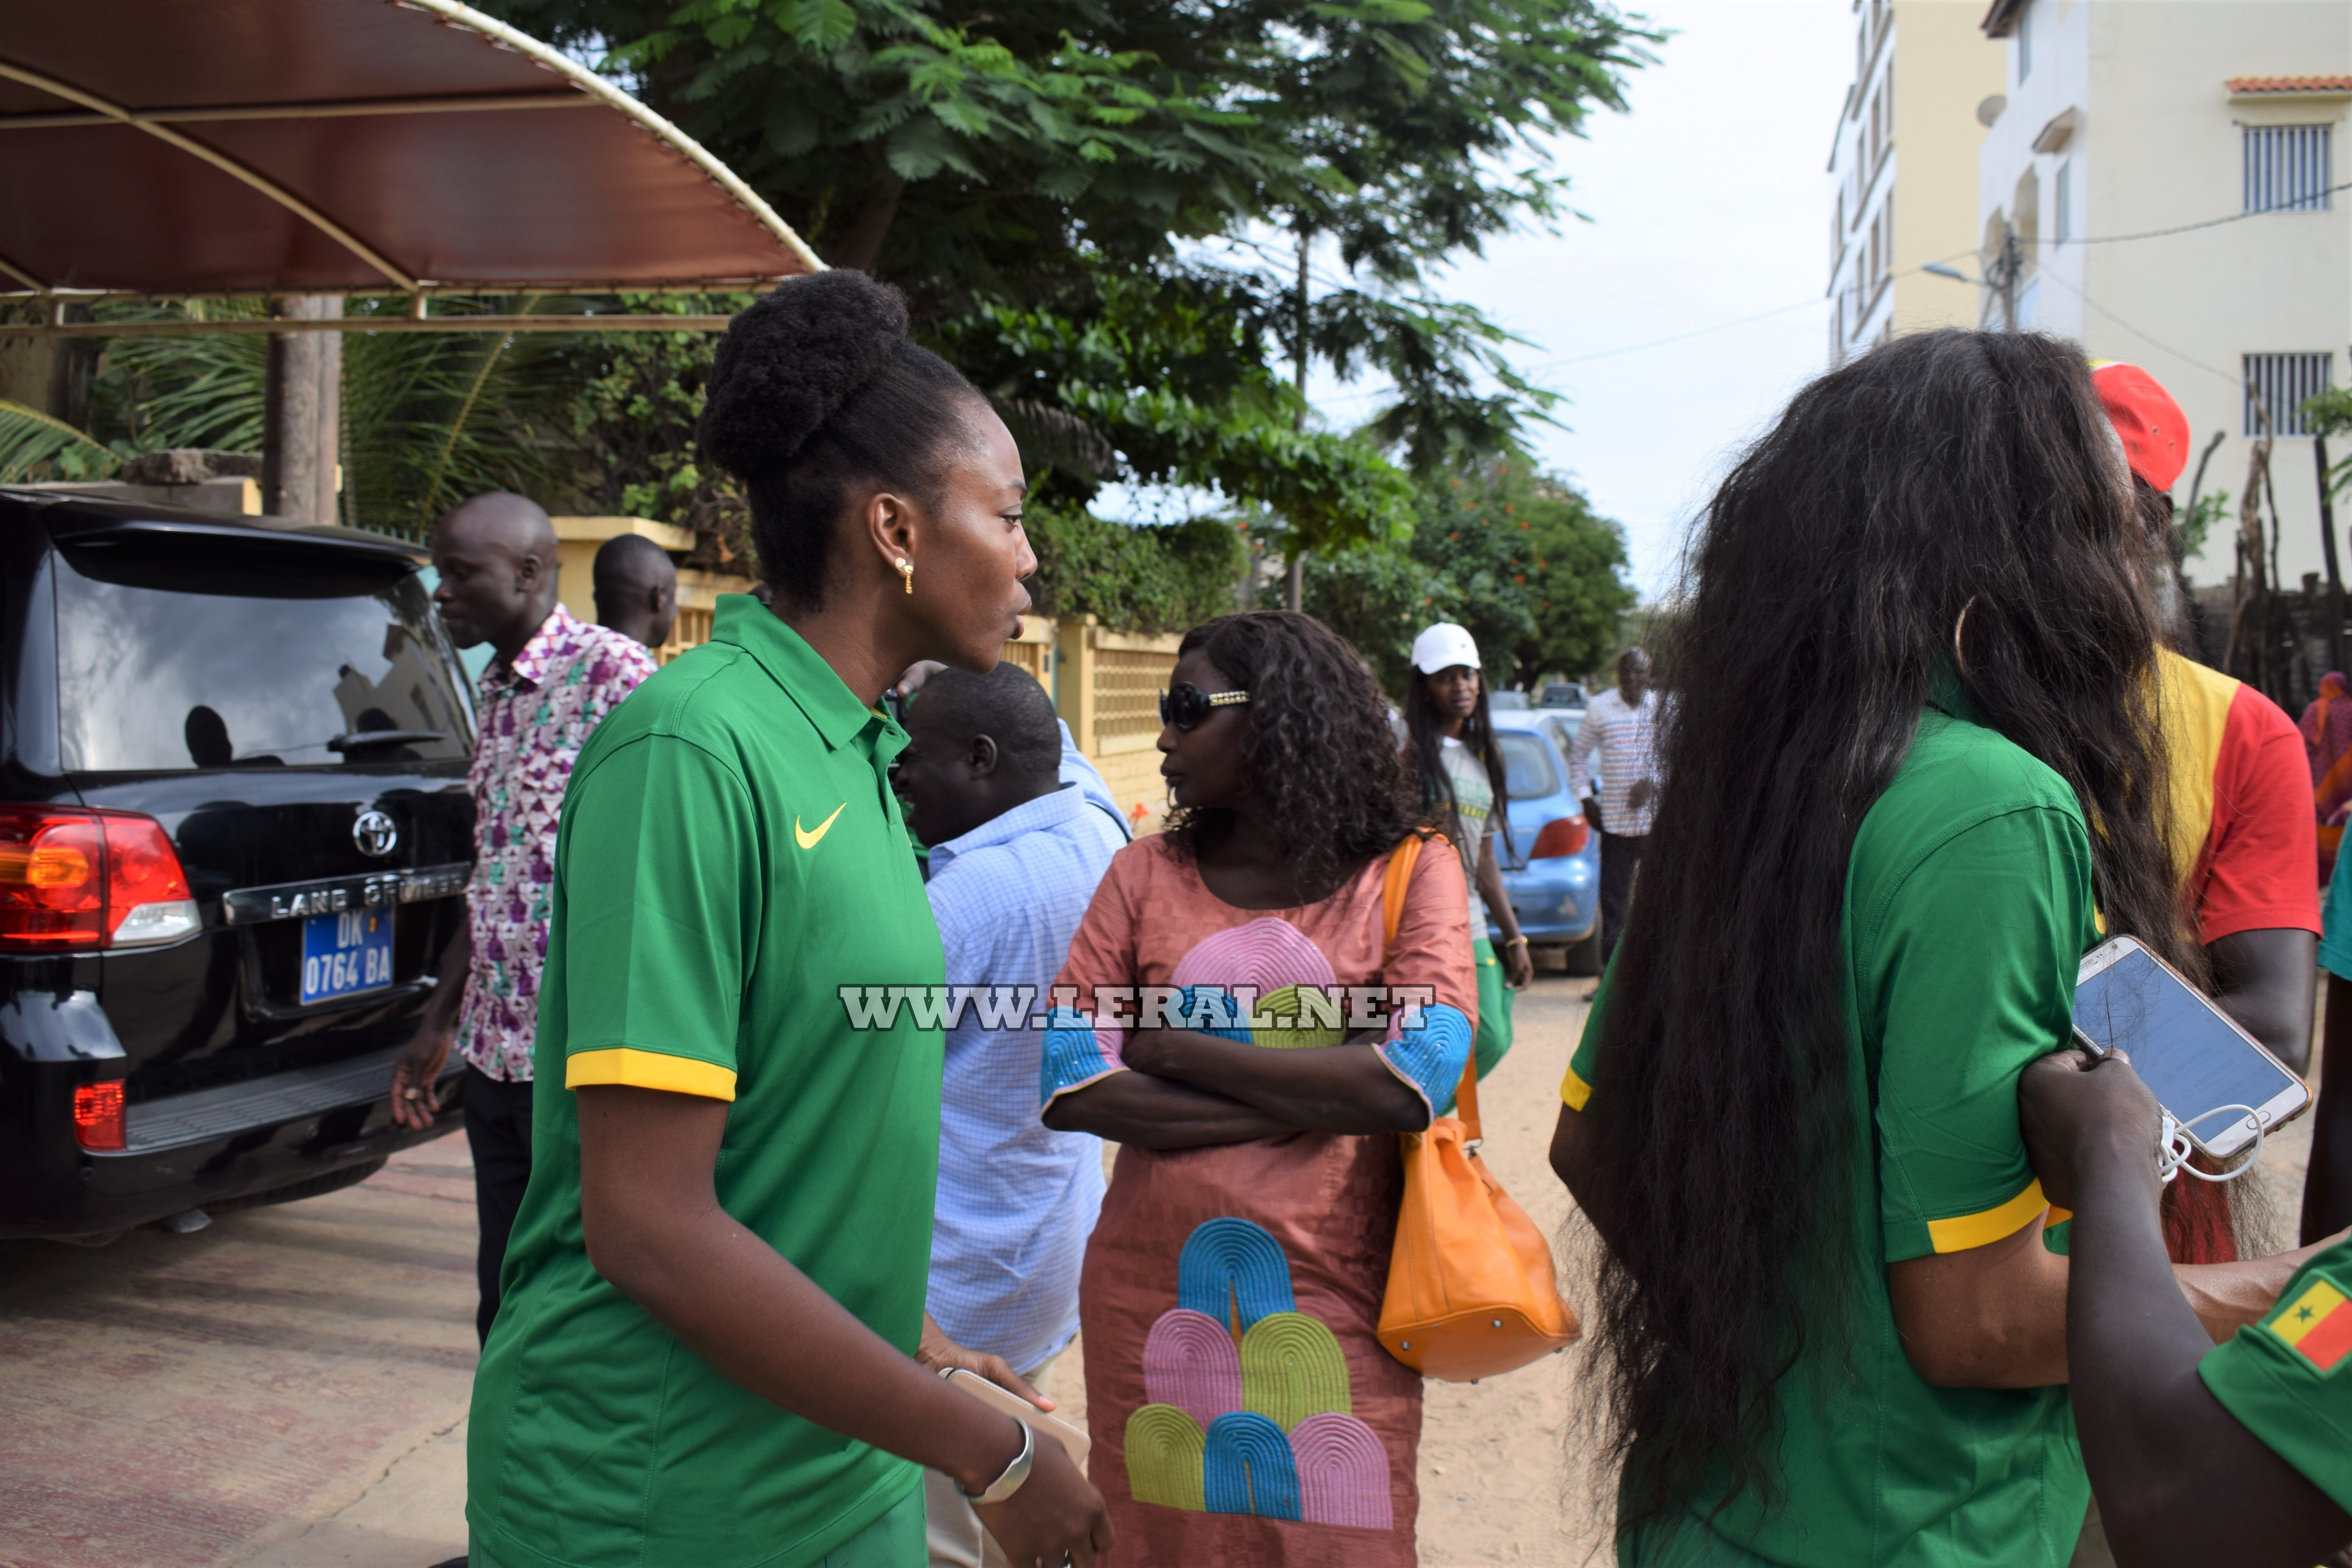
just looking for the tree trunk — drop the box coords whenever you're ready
[262,294,341,522]
[1288,229,1309,613]
[2319,435,2343,675]
[2227,430,2273,686]
[823,174,907,274]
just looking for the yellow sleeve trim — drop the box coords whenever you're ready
[566,1048,738,1102]
[1561,1060,1593,1112]
[1925,1180,2051,1254]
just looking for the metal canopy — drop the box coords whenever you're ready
[0,0,822,305]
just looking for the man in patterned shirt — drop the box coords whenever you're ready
[388,492,658,1342]
[1568,646,1659,968]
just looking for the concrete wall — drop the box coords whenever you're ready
[1979,0,2351,590]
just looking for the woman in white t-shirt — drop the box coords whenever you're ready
[1400,622,1532,1075]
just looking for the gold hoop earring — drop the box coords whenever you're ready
[896,557,914,595]
[1953,596,1977,674]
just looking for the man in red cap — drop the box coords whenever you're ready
[2091,359,2322,1246]
[2069,359,2328,1568]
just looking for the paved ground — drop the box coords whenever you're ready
[0,1148,480,1568]
[0,969,2321,1568]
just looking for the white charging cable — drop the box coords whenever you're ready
[2156,1106,2265,1184]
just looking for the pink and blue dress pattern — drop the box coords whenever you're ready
[1124,1218,1395,1529]
[1047,835,1480,1566]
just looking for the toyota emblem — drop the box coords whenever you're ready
[353,809,399,858]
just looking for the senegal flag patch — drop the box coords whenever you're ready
[2269,1276,2352,1374]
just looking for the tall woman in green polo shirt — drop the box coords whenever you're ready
[1546,330,2323,1568]
[466,272,1112,1568]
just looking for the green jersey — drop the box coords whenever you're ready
[1564,698,2096,1567]
[468,597,946,1568]
[2200,1236,2352,1513]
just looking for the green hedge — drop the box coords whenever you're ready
[1022,505,1245,634]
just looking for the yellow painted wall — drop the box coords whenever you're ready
[1890,0,2009,336]
[549,515,695,628]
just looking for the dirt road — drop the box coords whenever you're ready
[0,968,2319,1568]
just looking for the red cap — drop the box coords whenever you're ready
[2091,360,2192,493]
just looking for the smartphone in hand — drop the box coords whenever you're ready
[2074,935,2310,1159]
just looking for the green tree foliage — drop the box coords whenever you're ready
[1307,456,1633,694]
[557,293,758,563]
[2306,385,2352,501]
[481,0,1655,536]
[1023,505,1245,632]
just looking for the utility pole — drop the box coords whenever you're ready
[1997,230,2022,332]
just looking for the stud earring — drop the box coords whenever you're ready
[897,557,914,594]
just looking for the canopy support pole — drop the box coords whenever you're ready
[261,296,343,523]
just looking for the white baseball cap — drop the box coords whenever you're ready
[1411,622,1480,675]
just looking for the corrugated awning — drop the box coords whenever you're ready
[0,0,820,302]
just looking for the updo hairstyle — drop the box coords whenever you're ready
[700,271,987,609]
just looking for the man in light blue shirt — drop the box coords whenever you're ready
[893,662,1125,1568]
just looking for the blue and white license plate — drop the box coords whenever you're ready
[300,909,395,1004]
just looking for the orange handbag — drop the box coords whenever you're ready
[1374,834,1581,1382]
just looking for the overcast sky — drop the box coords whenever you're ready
[1378,0,1855,600]
[1097,1,1857,601]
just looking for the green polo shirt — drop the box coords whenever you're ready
[2200,1236,2352,1514]
[467,596,946,1568]
[1564,699,2096,1567]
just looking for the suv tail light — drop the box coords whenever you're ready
[0,804,198,951]
[73,1080,126,1151]
[1530,816,1590,860]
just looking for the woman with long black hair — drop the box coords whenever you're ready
[1548,330,2327,1567]
[1401,622,1531,1076]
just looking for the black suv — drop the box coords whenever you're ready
[1,491,475,1241]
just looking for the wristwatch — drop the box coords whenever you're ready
[960,1417,1034,1504]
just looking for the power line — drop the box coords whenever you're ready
[2031,268,2241,388]
[1523,294,1826,370]
[2027,181,2352,247]
[1292,183,2352,408]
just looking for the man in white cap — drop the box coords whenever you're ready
[1568,646,1657,971]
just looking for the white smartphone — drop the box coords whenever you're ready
[941,1366,1091,1469]
[2073,935,2310,1160]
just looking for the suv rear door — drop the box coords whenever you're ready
[44,517,475,1104]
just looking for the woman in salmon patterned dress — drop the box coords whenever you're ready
[1042,611,1479,1567]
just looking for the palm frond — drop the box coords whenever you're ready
[0,399,120,482]
[341,299,581,535]
[996,395,1122,482]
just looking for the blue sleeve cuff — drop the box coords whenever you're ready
[1375,1002,1474,1119]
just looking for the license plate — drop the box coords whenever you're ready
[300,909,395,1004]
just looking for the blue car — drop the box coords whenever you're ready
[1482,708,1603,974]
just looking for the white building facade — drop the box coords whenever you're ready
[1977,0,2350,591]
[1828,0,2007,364]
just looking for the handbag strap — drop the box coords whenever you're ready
[1381,833,1481,1143]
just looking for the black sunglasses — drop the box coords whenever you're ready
[1159,682,1250,731]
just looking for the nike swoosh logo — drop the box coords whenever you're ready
[795,803,847,850]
